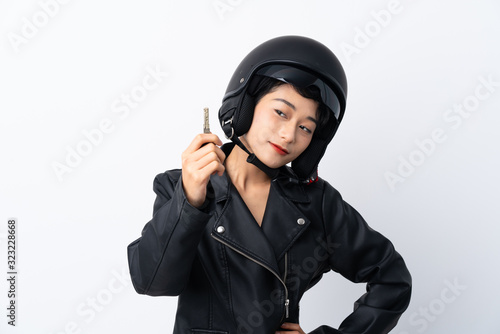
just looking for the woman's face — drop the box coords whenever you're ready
[241,83,319,169]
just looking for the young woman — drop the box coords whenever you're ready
[127,36,412,334]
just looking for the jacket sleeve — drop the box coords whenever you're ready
[310,181,412,334]
[127,170,212,296]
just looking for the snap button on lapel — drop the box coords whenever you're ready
[216,226,226,233]
[297,218,305,225]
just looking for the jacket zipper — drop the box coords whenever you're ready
[283,252,289,319]
[211,233,289,320]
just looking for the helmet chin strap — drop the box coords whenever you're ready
[231,135,280,180]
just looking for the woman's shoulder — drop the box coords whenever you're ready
[305,176,342,201]
[152,168,183,191]
[276,166,343,202]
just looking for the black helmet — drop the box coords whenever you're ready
[218,35,348,183]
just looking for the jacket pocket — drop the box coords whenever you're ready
[191,329,228,334]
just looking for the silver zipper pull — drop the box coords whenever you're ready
[285,299,289,319]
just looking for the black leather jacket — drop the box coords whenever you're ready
[127,151,411,334]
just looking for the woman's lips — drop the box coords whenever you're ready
[270,142,289,155]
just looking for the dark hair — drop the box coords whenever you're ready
[251,76,330,135]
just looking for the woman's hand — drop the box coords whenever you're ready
[181,133,225,207]
[276,322,306,334]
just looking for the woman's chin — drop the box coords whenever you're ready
[255,155,291,169]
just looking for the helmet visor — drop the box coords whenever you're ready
[256,64,341,121]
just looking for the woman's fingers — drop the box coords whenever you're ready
[186,151,224,178]
[276,322,306,334]
[184,133,222,155]
[181,134,226,207]
[190,142,226,165]
[183,144,225,175]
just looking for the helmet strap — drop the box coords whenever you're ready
[231,135,280,180]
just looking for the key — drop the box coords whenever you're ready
[203,107,210,134]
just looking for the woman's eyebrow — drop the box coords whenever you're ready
[273,98,318,124]
[273,98,296,110]
[307,116,318,125]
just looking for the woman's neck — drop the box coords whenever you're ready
[224,142,270,191]
[225,142,272,226]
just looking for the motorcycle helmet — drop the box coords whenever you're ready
[218,35,347,183]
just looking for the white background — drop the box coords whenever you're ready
[1,0,499,333]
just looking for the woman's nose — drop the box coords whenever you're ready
[279,122,295,143]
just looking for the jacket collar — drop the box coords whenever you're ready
[209,168,310,205]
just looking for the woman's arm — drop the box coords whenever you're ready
[127,133,225,296]
[310,181,412,334]
[127,170,212,296]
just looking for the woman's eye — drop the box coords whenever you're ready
[275,109,286,117]
[300,125,312,134]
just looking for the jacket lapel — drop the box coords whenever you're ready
[210,172,280,274]
[261,177,311,261]
[209,169,311,274]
